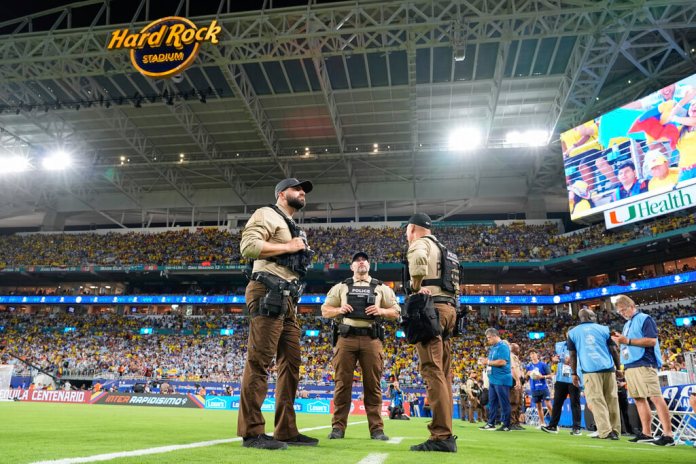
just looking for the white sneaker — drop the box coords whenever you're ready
[588,431,599,438]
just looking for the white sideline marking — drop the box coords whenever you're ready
[575,444,661,451]
[31,421,369,464]
[356,453,389,464]
[385,436,419,444]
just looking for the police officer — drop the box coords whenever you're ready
[405,213,459,453]
[238,178,318,450]
[509,343,525,430]
[322,251,400,441]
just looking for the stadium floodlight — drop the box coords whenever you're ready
[525,130,549,146]
[505,130,549,147]
[42,151,72,170]
[448,127,481,151]
[2,156,31,173]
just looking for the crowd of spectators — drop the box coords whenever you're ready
[2,301,694,387]
[0,212,694,268]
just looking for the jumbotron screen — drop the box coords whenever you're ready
[562,73,696,221]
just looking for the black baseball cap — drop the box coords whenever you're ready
[352,251,369,262]
[406,213,432,229]
[274,178,313,198]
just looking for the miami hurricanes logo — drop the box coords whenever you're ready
[608,205,637,225]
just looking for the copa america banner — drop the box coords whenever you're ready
[0,389,90,404]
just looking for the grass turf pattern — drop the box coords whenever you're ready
[1,402,694,463]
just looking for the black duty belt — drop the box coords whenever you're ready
[433,296,456,306]
[342,326,372,337]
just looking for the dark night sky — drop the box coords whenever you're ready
[1,0,340,32]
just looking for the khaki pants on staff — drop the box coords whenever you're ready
[415,302,456,440]
[237,280,301,440]
[584,371,620,438]
[331,335,384,434]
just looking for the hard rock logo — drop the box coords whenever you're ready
[107,16,221,78]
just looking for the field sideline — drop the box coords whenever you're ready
[1,402,694,464]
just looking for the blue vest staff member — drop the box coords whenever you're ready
[567,308,621,440]
[541,340,582,435]
[611,295,674,446]
[237,178,318,450]
[479,328,512,432]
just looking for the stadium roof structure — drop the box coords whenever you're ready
[1,0,696,229]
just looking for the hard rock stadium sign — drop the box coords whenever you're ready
[107,16,221,78]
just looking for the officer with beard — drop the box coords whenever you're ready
[238,178,317,450]
[322,252,400,440]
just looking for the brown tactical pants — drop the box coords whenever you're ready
[415,302,456,440]
[331,334,384,434]
[237,280,301,440]
[509,386,523,426]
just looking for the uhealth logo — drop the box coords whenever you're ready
[107,17,221,78]
[606,187,694,228]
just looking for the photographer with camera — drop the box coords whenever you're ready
[237,178,316,450]
[322,251,400,441]
[388,381,410,420]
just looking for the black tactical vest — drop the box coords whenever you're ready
[344,277,381,320]
[421,235,460,294]
[264,204,313,277]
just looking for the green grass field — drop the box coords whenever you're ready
[1,402,694,464]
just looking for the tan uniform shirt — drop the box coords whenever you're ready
[465,378,477,398]
[325,276,400,328]
[511,353,522,383]
[240,205,302,281]
[407,235,454,298]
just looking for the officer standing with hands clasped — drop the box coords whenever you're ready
[238,178,318,450]
[322,251,400,441]
[403,213,460,452]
